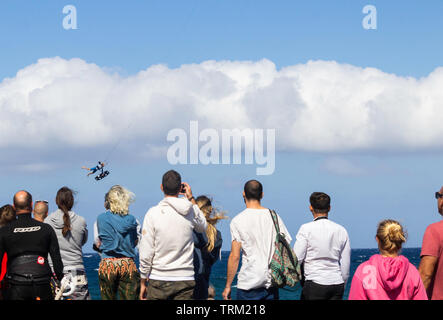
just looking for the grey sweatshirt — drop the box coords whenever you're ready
[45,209,88,271]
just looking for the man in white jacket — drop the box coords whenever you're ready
[139,170,207,300]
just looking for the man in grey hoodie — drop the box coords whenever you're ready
[139,170,207,300]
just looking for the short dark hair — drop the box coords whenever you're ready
[244,180,263,201]
[162,170,182,196]
[13,191,33,211]
[310,192,331,213]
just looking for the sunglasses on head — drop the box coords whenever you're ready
[35,200,48,204]
[435,192,443,199]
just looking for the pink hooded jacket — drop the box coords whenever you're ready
[348,254,428,300]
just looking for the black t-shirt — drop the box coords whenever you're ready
[0,213,64,281]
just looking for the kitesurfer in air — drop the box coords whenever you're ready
[82,161,105,177]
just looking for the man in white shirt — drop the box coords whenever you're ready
[222,180,292,300]
[139,170,208,300]
[293,192,351,300]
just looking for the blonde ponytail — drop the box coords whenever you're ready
[376,219,407,254]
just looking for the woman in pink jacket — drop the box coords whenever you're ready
[349,219,427,300]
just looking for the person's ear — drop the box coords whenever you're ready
[161,184,164,193]
[260,192,264,200]
[438,198,443,214]
[242,191,246,198]
[309,205,314,212]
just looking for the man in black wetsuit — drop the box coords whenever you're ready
[0,190,64,300]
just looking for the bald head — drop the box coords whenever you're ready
[13,190,33,213]
[33,201,48,222]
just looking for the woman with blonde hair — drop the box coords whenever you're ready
[349,219,427,300]
[96,185,140,300]
[193,195,226,300]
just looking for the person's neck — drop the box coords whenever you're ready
[312,212,328,220]
[245,200,265,210]
[16,210,31,216]
[379,250,399,258]
[164,194,179,199]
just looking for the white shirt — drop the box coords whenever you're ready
[230,208,292,290]
[293,217,351,286]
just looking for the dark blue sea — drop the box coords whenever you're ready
[83,248,422,300]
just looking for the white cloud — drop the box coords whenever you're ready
[1,57,443,169]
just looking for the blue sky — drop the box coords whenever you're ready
[1,0,443,251]
[1,0,443,78]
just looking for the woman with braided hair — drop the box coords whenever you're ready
[193,195,227,300]
[45,187,90,300]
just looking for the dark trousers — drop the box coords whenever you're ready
[5,283,53,300]
[237,287,279,300]
[193,274,209,300]
[301,280,344,300]
[147,279,195,300]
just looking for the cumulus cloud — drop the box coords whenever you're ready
[1,56,443,169]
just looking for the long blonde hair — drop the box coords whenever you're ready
[376,219,407,254]
[195,195,227,252]
[105,185,135,216]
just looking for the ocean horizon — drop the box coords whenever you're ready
[82,248,422,300]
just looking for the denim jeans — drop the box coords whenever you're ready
[236,287,279,300]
